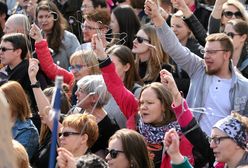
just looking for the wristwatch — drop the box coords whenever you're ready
[31,81,40,88]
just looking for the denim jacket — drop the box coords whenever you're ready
[12,119,39,159]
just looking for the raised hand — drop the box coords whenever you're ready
[29,23,43,43]
[28,58,40,83]
[57,147,76,168]
[145,0,165,26]
[91,34,108,60]
[171,0,192,17]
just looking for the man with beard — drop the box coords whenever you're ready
[145,0,248,136]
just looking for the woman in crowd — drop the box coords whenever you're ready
[160,68,248,167]
[0,81,39,160]
[91,34,194,167]
[12,140,31,168]
[224,19,248,78]
[104,45,142,128]
[132,24,172,84]
[106,129,153,168]
[36,0,80,70]
[110,5,140,49]
[209,0,248,34]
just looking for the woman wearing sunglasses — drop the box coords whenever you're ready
[132,24,173,84]
[160,69,248,168]
[92,34,194,168]
[106,129,153,168]
[209,0,248,34]
[224,19,248,78]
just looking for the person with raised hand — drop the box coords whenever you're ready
[145,0,248,137]
[164,128,193,168]
[92,34,194,168]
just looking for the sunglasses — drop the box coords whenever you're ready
[0,47,15,52]
[106,149,124,159]
[223,11,242,19]
[225,32,241,39]
[134,35,150,44]
[59,131,80,137]
[68,64,86,72]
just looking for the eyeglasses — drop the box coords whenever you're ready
[134,35,150,44]
[68,64,86,72]
[223,11,243,19]
[106,149,124,159]
[81,4,94,10]
[208,136,232,144]
[81,24,100,31]
[0,47,15,52]
[59,131,81,137]
[225,32,241,39]
[200,49,228,55]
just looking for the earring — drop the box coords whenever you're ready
[130,160,134,167]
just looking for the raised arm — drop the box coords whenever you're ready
[91,34,138,129]
[145,0,203,77]
[29,24,74,87]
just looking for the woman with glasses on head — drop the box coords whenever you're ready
[132,24,173,85]
[224,19,248,78]
[160,68,248,168]
[209,0,248,34]
[36,0,80,70]
[106,128,153,168]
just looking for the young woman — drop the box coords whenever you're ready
[36,0,80,70]
[0,81,39,160]
[224,19,248,78]
[106,129,153,168]
[92,34,194,168]
[110,5,140,49]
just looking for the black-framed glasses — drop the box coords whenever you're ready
[106,149,124,159]
[200,49,228,55]
[225,32,241,39]
[59,131,81,137]
[0,47,15,52]
[208,136,232,145]
[68,64,86,72]
[134,35,150,44]
[223,11,243,19]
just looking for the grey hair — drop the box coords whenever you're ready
[77,75,110,108]
[8,14,30,34]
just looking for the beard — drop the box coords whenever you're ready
[205,66,220,75]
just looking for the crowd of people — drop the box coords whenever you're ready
[0,0,248,167]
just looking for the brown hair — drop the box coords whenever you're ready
[36,0,68,53]
[85,8,111,28]
[109,129,153,168]
[62,113,99,148]
[206,33,234,59]
[140,82,175,126]
[12,140,30,168]
[1,81,32,121]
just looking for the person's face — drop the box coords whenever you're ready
[106,137,130,168]
[111,55,129,81]
[70,57,90,81]
[37,9,55,32]
[75,86,93,109]
[222,5,243,26]
[224,23,246,50]
[139,87,165,124]
[132,29,150,62]
[4,19,16,34]
[82,19,100,42]
[110,13,119,33]
[210,128,239,163]
[81,0,94,16]
[59,127,83,156]
[204,41,230,76]
[18,0,30,8]
[0,41,20,68]
[171,16,191,45]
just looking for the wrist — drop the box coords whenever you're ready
[30,79,38,84]
[170,153,185,164]
[152,15,165,27]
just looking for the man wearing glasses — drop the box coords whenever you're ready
[0,33,47,131]
[145,0,248,136]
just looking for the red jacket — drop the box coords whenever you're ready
[35,40,74,88]
[101,59,194,167]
